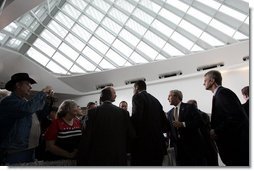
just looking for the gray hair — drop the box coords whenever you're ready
[57,99,78,118]
[170,90,183,101]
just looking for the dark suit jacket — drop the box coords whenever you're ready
[198,110,218,166]
[77,102,135,166]
[167,103,206,166]
[242,99,249,118]
[131,91,169,165]
[212,86,249,166]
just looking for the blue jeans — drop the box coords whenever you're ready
[5,148,35,165]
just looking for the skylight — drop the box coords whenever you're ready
[0,0,249,75]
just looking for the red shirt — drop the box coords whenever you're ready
[45,118,82,153]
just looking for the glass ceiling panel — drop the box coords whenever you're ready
[209,18,235,37]
[163,43,184,56]
[138,0,161,14]
[244,17,249,24]
[119,29,140,47]
[19,14,35,27]
[129,51,149,64]
[171,32,194,50]
[178,20,203,38]
[95,27,115,45]
[0,0,249,76]
[46,60,67,74]
[76,56,96,71]
[33,6,47,19]
[18,30,31,40]
[126,18,147,36]
[115,0,135,13]
[0,33,6,41]
[62,2,81,20]
[137,41,158,60]
[144,30,166,49]
[159,8,182,25]
[52,52,73,69]
[89,36,109,54]
[99,59,116,70]
[71,23,91,42]
[102,17,122,34]
[165,0,189,13]
[187,7,212,24]
[59,42,79,61]
[33,39,55,57]
[82,46,102,64]
[65,33,86,51]
[4,23,18,33]
[108,8,129,24]
[70,64,86,74]
[196,0,221,10]
[113,39,133,57]
[55,12,75,29]
[151,19,174,37]
[27,47,49,66]
[78,15,98,32]
[199,32,224,47]
[233,31,248,40]
[106,49,127,66]
[155,54,167,60]
[86,6,104,22]
[48,20,68,38]
[68,0,88,11]
[219,5,247,21]
[92,0,111,13]
[133,8,154,25]
[41,29,62,48]
[6,38,22,49]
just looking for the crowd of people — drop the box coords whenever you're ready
[0,71,249,166]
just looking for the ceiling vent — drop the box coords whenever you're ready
[96,83,114,90]
[243,56,249,61]
[159,71,182,79]
[125,78,146,85]
[197,62,224,71]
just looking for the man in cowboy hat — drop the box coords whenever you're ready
[0,73,54,165]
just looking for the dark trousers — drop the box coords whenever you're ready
[131,152,164,166]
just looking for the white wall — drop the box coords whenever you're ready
[74,63,249,114]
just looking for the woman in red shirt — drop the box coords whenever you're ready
[44,99,82,161]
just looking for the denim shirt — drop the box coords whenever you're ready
[0,91,47,151]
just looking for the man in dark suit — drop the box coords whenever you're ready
[167,90,206,166]
[203,70,249,166]
[187,99,218,166]
[131,80,169,166]
[77,86,135,166]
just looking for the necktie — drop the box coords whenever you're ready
[174,107,178,121]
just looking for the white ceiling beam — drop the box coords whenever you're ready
[0,0,45,29]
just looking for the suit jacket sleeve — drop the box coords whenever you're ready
[131,94,144,131]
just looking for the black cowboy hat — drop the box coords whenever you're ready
[5,73,37,91]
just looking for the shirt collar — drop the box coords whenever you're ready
[213,85,221,96]
[138,90,146,94]
[176,102,181,108]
